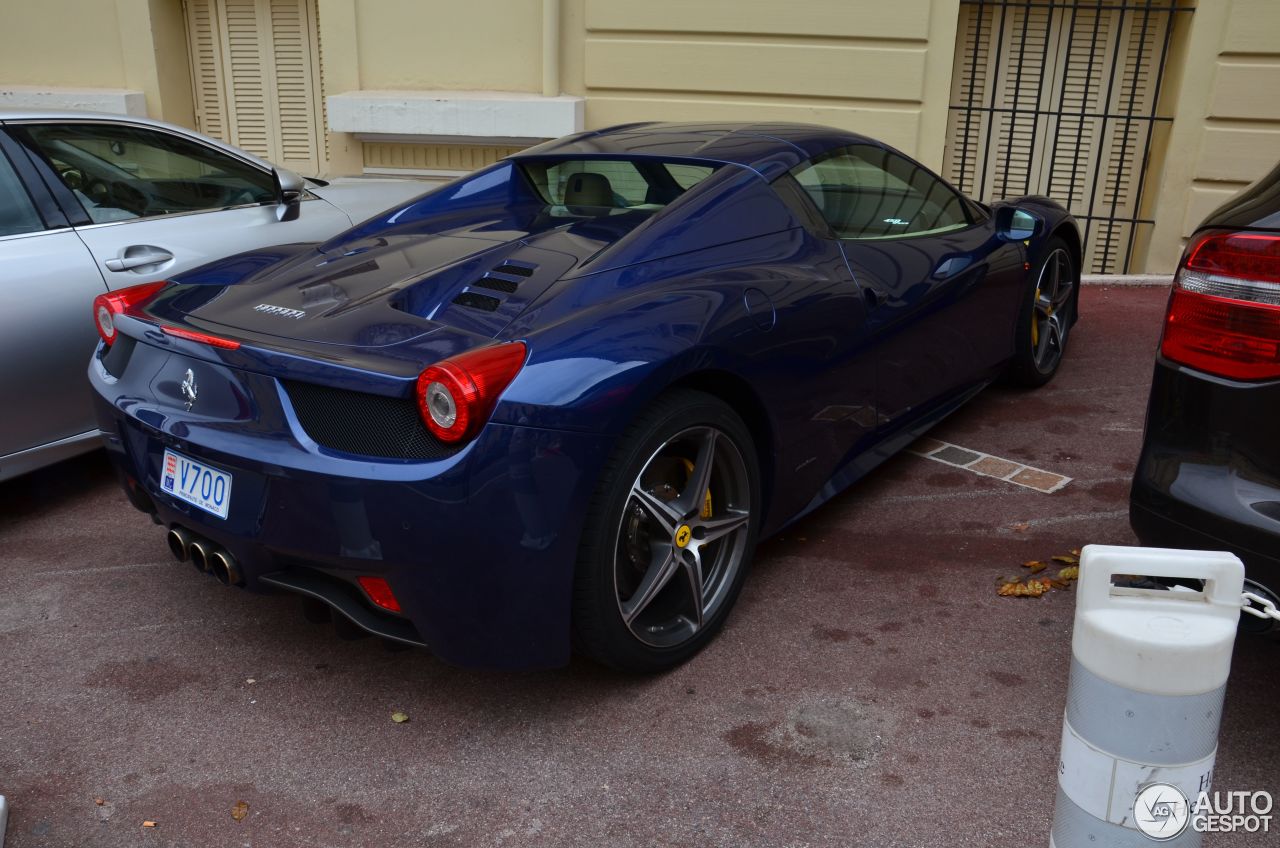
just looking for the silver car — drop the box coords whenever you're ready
[0,110,430,481]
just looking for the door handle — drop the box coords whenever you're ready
[105,247,174,272]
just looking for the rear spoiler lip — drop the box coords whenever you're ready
[108,311,487,399]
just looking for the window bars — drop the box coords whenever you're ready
[944,0,1195,273]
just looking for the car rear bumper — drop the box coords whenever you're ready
[91,352,611,670]
[1130,358,1280,593]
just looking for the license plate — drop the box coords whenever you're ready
[160,449,232,519]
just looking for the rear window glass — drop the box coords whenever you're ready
[520,158,717,215]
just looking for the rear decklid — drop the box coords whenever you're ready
[151,207,659,349]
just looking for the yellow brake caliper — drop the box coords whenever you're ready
[680,458,714,519]
[1031,286,1041,347]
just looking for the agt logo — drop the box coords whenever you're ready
[1134,783,1273,840]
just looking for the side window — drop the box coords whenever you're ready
[791,144,971,240]
[22,123,276,225]
[0,149,45,237]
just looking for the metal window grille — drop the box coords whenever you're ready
[943,0,1194,273]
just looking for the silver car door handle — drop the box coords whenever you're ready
[105,248,174,272]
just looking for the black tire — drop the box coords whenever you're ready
[1005,236,1077,387]
[572,390,761,673]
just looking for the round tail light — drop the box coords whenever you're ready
[415,341,527,443]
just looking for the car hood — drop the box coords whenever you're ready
[157,209,653,348]
[308,177,435,226]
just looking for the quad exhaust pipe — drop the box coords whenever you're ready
[165,525,243,586]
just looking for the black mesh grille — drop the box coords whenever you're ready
[451,292,502,312]
[474,276,519,293]
[282,380,458,460]
[493,263,534,277]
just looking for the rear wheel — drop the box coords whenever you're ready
[572,391,760,672]
[1006,237,1076,387]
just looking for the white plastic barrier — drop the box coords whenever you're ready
[1050,545,1245,847]
[0,793,7,846]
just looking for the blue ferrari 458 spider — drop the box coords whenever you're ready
[90,122,1080,671]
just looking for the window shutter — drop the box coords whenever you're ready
[263,0,323,174]
[221,0,272,161]
[183,0,229,141]
[184,0,325,175]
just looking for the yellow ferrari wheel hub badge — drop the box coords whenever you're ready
[675,525,692,548]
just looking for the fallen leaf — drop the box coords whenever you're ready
[1027,562,1047,574]
[391,710,409,724]
[997,578,1052,598]
[996,574,1023,585]
[1052,554,1079,564]
[94,797,107,806]
[1021,560,1042,569]
[1010,522,1031,533]
[231,801,249,822]
[1057,565,1080,581]
[142,821,158,828]
[1070,548,1081,556]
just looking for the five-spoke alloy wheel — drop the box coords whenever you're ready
[573,391,760,672]
[1007,236,1077,387]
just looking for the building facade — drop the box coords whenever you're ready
[0,0,1275,274]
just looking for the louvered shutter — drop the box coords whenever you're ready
[184,0,229,141]
[943,1,1182,273]
[271,0,327,172]
[184,0,324,176]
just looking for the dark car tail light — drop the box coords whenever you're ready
[92,281,167,345]
[415,341,527,443]
[1161,231,1280,381]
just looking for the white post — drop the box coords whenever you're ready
[1050,545,1245,846]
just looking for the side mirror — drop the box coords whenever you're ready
[273,167,305,222]
[996,206,1042,241]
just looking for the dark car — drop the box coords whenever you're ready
[1131,161,1280,621]
[90,122,1081,671]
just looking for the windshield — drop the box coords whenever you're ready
[519,158,718,217]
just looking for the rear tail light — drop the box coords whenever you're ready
[1161,230,1280,380]
[161,325,241,350]
[92,281,241,350]
[92,281,167,345]
[415,341,527,443]
[357,576,401,613]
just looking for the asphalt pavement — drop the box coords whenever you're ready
[1,284,1277,847]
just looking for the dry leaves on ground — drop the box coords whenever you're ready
[998,549,1083,598]
[232,801,250,822]
[391,710,410,723]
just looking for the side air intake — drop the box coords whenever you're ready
[451,292,502,312]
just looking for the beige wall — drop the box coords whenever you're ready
[1146,0,1280,272]
[0,0,193,126]
[563,0,959,168]
[4,1,1276,276]
[353,0,543,92]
